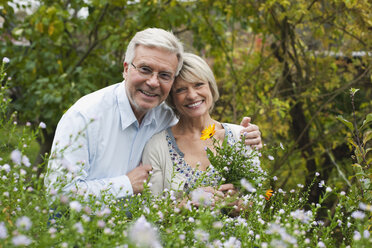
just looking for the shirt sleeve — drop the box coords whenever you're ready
[142,132,167,196]
[44,109,133,201]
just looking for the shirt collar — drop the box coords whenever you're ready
[116,81,157,130]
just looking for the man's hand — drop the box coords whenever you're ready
[240,117,262,149]
[127,163,152,194]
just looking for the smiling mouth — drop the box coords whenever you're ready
[185,100,204,108]
[139,89,158,97]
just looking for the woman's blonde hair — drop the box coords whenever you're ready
[166,53,219,117]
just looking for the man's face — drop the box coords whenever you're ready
[123,45,178,121]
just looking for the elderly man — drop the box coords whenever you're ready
[45,28,262,200]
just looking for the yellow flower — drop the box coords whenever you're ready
[200,124,216,140]
[265,189,273,200]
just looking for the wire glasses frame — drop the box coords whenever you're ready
[130,63,175,84]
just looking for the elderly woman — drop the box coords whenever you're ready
[142,53,259,196]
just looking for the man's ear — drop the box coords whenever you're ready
[123,62,129,79]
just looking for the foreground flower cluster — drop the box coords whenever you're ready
[0,58,371,247]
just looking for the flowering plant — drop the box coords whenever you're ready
[201,125,268,191]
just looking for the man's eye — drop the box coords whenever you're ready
[159,73,172,81]
[139,66,152,74]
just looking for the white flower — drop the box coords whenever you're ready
[12,235,32,246]
[39,122,47,129]
[353,231,361,241]
[223,236,241,248]
[273,176,278,181]
[2,57,10,64]
[279,142,284,150]
[2,164,10,173]
[240,178,256,193]
[16,216,32,231]
[363,229,370,238]
[290,209,313,224]
[359,202,372,212]
[190,188,213,206]
[0,222,7,239]
[69,201,82,212]
[268,155,274,160]
[351,210,365,219]
[194,229,209,242]
[318,241,326,247]
[326,187,332,192]
[97,220,105,228]
[73,222,84,234]
[318,180,325,188]
[10,149,22,165]
[315,172,320,177]
[22,155,31,167]
[128,215,162,248]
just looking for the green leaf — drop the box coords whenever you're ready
[360,113,372,130]
[365,148,372,155]
[363,130,372,145]
[349,88,359,96]
[352,163,362,168]
[336,115,354,132]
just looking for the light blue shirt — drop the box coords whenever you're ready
[45,82,177,199]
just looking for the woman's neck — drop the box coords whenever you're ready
[173,114,219,136]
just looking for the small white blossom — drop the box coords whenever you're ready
[190,188,213,206]
[16,216,32,231]
[240,178,256,193]
[10,149,22,165]
[39,122,47,129]
[128,215,161,248]
[2,57,10,64]
[318,180,325,188]
[353,231,361,241]
[223,236,241,248]
[363,230,370,238]
[194,229,209,242]
[279,142,284,150]
[69,201,82,212]
[12,235,32,246]
[351,211,365,219]
[0,222,7,239]
[326,187,332,192]
[268,155,274,160]
[22,155,31,167]
[318,241,326,247]
[73,222,84,234]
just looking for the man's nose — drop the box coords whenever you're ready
[146,73,160,88]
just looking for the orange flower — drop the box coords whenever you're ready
[200,124,216,140]
[265,189,273,200]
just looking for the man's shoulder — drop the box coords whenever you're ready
[70,83,121,115]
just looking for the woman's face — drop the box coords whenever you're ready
[171,78,213,119]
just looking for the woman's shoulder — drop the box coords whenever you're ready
[223,123,243,138]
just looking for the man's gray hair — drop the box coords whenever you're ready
[124,28,184,75]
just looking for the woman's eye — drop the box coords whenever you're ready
[175,88,186,93]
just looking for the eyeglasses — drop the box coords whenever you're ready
[131,63,175,84]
